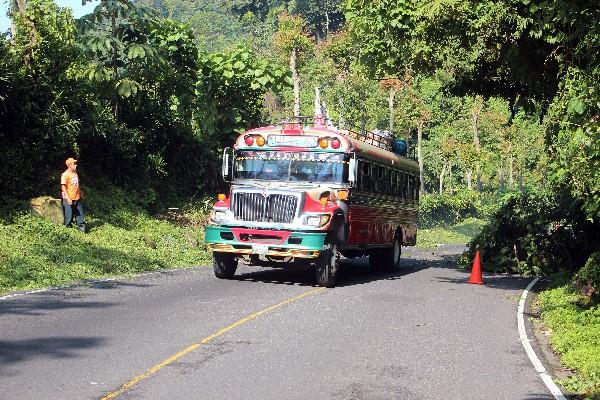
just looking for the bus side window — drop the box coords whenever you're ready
[356,160,363,188]
[409,175,416,200]
[397,172,402,198]
[377,165,385,193]
[406,174,412,199]
[391,171,397,196]
[415,176,420,200]
[385,168,391,195]
[362,161,371,191]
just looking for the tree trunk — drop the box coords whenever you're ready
[11,0,38,62]
[472,99,482,192]
[417,120,425,194]
[448,161,453,193]
[388,87,396,134]
[498,163,505,191]
[9,0,21,37]
[519,173,523,192]
[325,11,330,37]
[338,98,345,128]
[112,10,119,122]
[291,47,300,117]
[439,164,446,194]
[466,169,472,190]
[509,154,514,190]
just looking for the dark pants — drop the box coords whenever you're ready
[63,199,85,229]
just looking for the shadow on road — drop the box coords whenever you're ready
[433,274,535,291]
[0,336,106,372]
[233,249,462,288]
[0,280,154,316]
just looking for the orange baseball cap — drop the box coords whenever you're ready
[65,157,77,166]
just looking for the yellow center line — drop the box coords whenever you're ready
[101,287,326,400]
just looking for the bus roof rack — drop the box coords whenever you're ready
[271,117,394,152]
[264,117,415,159]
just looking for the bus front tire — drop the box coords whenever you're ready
[213,252,238,279]
[316,242,339,288]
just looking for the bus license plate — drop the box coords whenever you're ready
[251,244,269,255]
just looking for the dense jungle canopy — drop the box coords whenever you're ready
[0,0,598,229]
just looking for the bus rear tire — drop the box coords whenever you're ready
[316,242,339,288]
[213,252,238,279]
[369,237,402,272]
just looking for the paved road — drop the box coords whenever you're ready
[0,246,553,400]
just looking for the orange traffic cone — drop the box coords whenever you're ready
[467,250,484,285]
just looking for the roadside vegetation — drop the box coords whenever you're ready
[417,218,486,249]
[536,269,600,399]
[0,189,212,295]
[1,0,599,394]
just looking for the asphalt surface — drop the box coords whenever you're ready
[0,245,554,400]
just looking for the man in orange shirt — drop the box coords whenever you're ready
[61,157,86,232]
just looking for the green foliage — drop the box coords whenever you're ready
[461,190,600,275]
[537,285,600,398]
[0,188,211,294]
[273,12,313,60]
[575,252,600,305]
[78,0,162,115]
[416,218,486,248]
[548,67,600,221]
[196,46,291,143]
[418,191,495,228]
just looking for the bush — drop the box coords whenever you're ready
[575,252,600,304]
[538,283,600,398]
[460,189,600,275]
[0,188,212,294]
[418,190,496,228]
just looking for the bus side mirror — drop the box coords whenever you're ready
[348,153,357,186]
[222,147,234,182]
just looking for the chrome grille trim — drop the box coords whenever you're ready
[233,192,299,223]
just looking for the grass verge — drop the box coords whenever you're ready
[537,281,600,398]
[0,189,212,295]
[416,217,487,248]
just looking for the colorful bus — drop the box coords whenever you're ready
[204,118,419,287]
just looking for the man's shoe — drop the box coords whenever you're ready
[78,225,86,233]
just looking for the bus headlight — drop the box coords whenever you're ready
[211,210,228,223]
[305,214,331,227]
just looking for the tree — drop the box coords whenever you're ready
[274,12,313,117]
[290,0,344,40]
[79,0,162,121]
[196,46,291,143]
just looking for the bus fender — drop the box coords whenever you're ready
[328,210,348,246]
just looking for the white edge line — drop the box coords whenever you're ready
[518,277,568,400]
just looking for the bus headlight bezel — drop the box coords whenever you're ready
[211,210,229,223]
[304,214,331,227]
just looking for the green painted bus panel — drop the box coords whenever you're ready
[205,226,327,250]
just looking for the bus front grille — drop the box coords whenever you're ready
[233,193,298,223]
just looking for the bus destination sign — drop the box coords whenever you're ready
[267,135,318,148]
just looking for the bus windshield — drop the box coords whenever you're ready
[235,151,346,183]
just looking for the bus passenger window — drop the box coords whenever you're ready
[407,174,412,199]
[391,171,397,196]
[377,165,384,193]
[415,177,420,200]
[384,168,391,195]
[360,161,371,191]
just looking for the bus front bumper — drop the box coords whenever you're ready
[205,226,327,259]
